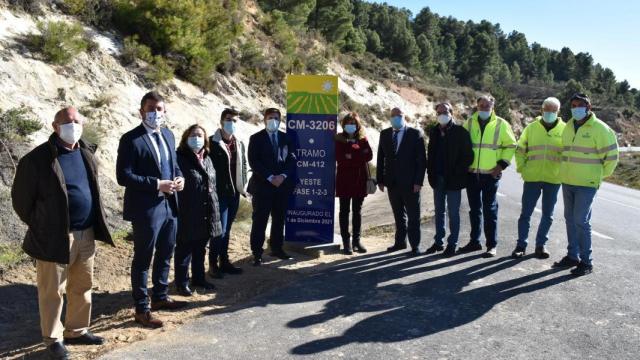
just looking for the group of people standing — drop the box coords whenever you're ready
[340,93,617,282]
[11,90,618,360]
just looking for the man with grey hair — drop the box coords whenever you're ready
[12,107,114,359]
[512,97,565,259]
[460,95,517,257]
[377,107,427,256]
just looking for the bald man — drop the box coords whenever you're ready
[12,107,114,360]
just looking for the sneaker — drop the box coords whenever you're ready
[482,247,497,258]
[570,262,593,276]
[511,246,526,259]
[552,256,580,268]
[457,241,482,254]
[534,246,550,259]
[425,243,444,255]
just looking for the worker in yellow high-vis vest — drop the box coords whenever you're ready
[459,95,517,258]
[552,93,618,276]
[513,97,565,260]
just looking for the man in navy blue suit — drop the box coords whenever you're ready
[247,108,296,266]
[116,91,186,328]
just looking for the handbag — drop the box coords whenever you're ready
[365,162,377,194]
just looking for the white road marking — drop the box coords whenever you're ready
[534,208,542,214]
[497,192,507,197]
[598,197,640,212]
[592,230,614,240]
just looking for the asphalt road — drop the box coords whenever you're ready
[101,168,640,360]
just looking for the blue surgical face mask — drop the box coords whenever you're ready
[187,136,204,151]
[266,118,279,132]
[571,107,588,121]
[144,111,165,129]
[223,120,236,135]
[478,111,492,121]
[344,124,357,135]
[390,115,404,129]
[542,112,557,124]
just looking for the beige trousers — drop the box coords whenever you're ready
[36,228,95,345]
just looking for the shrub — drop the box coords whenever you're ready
[88,93,115,108]
[60,0,115,28]
[121,35,153,65]
[113,0,242,88]
[80,121,106,147]
[0,106,42,141]
[28,21,90,65]
[146,55,175,85]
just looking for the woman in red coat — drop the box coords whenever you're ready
[335,112,373,254]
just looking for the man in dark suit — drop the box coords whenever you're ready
[116,91,186,328]
[376,107,427,256]
[247,108,296,266]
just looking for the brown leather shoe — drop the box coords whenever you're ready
[134,311,163,328]
[151,297,188,311]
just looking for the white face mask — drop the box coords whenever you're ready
[58,122,83,145]
[266,118,280,132]
[437,114,451,125]
[144,111,165,129]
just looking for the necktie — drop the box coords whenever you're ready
[271,132,278,160]
[392,130,399,154]
[153,132,171,180]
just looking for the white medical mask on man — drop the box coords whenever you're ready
[223,120,236,135]
[571,107,588,121]
[58,122,83,145]
[390,115,404,129]
[144,111,165,129]
[542,112,558,124]
[478,111,492,121]
[437,114,451,126]
[266,118,279,132]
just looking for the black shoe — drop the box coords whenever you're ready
[386,244,407,252]
[191,279,216,290]
[457,241,482,254]
[552,256,580,268]
[482,247,497,258]
[208,264,225,279]
[342,247,353,255]
[408,248,421,256]
[442,244,457,257]
[534,246,550,259]
[270,251,293,260]
[47,342,69,359]
[221,261,243,275]
[175,285,193,297]
[253,256,262,266]
[64,331,105,346]
[352,240,367,253]
[511,246,526,259]
[570,262,593,276]
[425,243,444,255]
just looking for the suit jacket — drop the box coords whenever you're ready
[247,129,296,195]
[116,124,182,221]
[376,126,427,191]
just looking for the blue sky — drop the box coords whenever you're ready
[371,0,640,88]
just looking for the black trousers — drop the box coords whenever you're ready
[387,187,422,250]
[339,197,364,242]
[249,187,287,257]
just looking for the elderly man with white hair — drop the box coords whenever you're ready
[12,107,115,360]
[512,97,566,259]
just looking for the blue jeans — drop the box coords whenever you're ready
[210,193,240,265]
[131,198,177,313]
[562,184,598,265]
[467,174,500,248]
[517,182,561,248]
[433,177,461,247]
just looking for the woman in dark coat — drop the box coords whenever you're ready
[335,112,373,255]
[174,125,223,295]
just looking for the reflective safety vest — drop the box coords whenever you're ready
[560,113,618,188]
[463,112,517,174]
[515,117,566,184]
